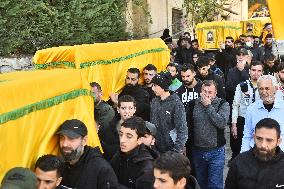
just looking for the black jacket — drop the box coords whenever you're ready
[186,175,201,189]
[61,146,119,189]
[119,85,150,121]
[196,70,226,99]
[225,66,249,104]
[111,144,158,189]
[225,147,284,189]
[99,115,121,161]
[215,48,237,79]
[175,47,194,65]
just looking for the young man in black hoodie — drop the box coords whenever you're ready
[111,116,157,189]
[56,119,119,189]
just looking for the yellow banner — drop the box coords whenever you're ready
[267,0,284,40]
[33,38,170,100]
[0,70,99,180]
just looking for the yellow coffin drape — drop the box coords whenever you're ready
[0,69,99,180]
[241,17,271,36]
[196,21,243,49]
[33,38,170,100]
[267,0,284,40]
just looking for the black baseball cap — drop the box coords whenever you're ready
[237,48,248,55]
[145,121,157,136]
[56,119,88,138]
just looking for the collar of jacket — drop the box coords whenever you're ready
[119,144,154,163]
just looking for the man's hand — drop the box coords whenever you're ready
[201,94,211,107]
[236,60,245,71]
[110,93,118,105]
[231,123,238,139]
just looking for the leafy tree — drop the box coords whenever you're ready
[0,0,129,56]
[184,0,229,26]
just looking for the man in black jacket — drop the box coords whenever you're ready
[56,119,119,189]
[111,116,157,189]
[196,56,226,99]
[225,118,284,189]
[110,67,150,121]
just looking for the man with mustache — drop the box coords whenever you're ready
[241,75,284,152]
[176,64,202,111]
[225,118,284,189]
[56,119,119,189]
[110,68,150,120]
[142,64,157,102]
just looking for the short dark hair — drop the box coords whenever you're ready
[191,39,199,44]
[118,95,136,108]
[250,60,263,69]
[154,151,191,184]
[143,64,157,72]
[202,80,217,90]
[35,155,65,177]
[277,63,284,72]
[167,63,177,70]
[196,56,210,68]
[255,118,281,139]
[121,116,146,138]
[264,53,276,62]
[90,82,102,92]
[240,34,247,38]
[226,36,234,42]
[128,68,140,78]
[180,64,195,73]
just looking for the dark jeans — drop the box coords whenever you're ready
[192,146,225,189]
[230,116,245,159]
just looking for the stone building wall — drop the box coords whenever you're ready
[0,56,34,74]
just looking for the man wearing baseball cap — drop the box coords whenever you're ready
[56,119,119,189]
[1,167,37,189]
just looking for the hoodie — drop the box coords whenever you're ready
[111,144,158,189]
[61,146,119,189]
[150,93,188,153]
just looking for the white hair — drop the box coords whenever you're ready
[257,75,278,87]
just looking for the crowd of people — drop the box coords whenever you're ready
[1,27,284,189]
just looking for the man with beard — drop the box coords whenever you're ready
[241,75,284,152]
[230,61,263,161]
[56,119,119,189]
[216,36,238,79]
[175,37,193,65]
[110,68,150,120]
[142,64,157,102]
[277,63,284,96]
[263,53,278,76]
[196,56,226,99]
[90,82,115,132]
[225,118,284,189]
[176,64,202,111]
[166,63,182,92]
[253,33,274,62]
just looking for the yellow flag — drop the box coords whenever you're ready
[267,0,284,40]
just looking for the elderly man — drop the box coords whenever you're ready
[241,75,284,152]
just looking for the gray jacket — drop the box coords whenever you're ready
[150,93,188,153]
[193,97,230,150]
